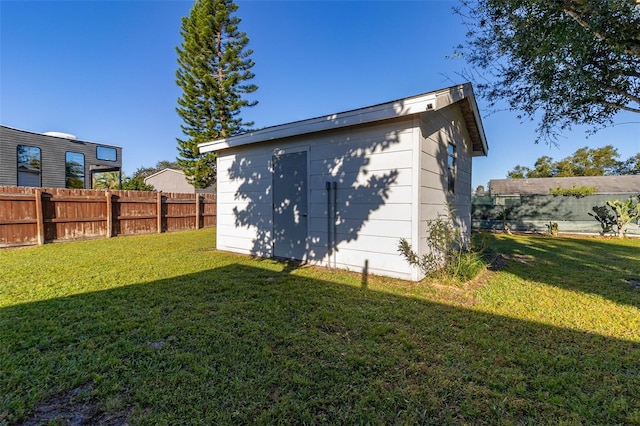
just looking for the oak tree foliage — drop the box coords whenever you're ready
[506,145,639,178]
[131,160,181,181]
[455,0,640,142]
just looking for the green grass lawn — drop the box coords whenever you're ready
[1,229,639,425]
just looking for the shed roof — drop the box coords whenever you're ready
[198,83,488,157]
[490,175,640,195]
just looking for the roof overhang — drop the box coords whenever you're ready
[198,83,488,157]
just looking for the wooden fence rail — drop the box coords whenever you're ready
[0,186,216,247]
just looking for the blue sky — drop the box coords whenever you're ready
[1,0,638,189]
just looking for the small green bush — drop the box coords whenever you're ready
[606,198,639,238]
[548,185,596,197]
[398,205,486,284]
[589,205,616,236]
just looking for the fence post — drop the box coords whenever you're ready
[35,189,45,245]
[157,192,163,233]
[106,191,113,238]
[195,195,201,229]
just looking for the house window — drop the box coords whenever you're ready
[447,143,456,193]
[65,152,85,188]
[17,145,42,187]
[96,146,117,161]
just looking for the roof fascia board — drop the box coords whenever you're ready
[197,83,488,155]
[466,93,489,157]
[199,92,439,153]
[438,85,488,157]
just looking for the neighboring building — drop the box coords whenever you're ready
[472,176,640,235]
[0,125,122,189]
[489,175,640,197]
[143,168,214,194]
[198,84,489,281]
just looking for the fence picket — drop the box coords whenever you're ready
[0,186,216,247]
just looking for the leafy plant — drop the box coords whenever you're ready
[606,198,639,238]
[589,205,616,236]
[455,0,640,142]
[121,175,154,191]
[92,172,155,191]
[548,185,596,197]
[507,146,634,179]
[398,205,485,283]
[92,171,122,190]
[499,206,513,234]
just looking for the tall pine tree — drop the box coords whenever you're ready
[176,0,257,188]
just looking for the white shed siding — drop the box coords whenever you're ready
[310,120,416,279]
[417,103,474,257]
[215,118,418,280]
[447,105,474,238]
[216,148,274,256]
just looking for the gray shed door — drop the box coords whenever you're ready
[272,151,308,260]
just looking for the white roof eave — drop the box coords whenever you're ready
[198,83,488,155]
[198,92,438,154]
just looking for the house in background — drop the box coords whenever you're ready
[143,168,215,194]
[472,175,640,235]
[199,83,489,281]
[489,175,640,198]
[0,125,122,189]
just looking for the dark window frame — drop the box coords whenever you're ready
[447,143,456,194]
[65,151,86,189]
[17,145,42,187]
[96,146,117,162]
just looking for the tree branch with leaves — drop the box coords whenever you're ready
[507,145,639,178]
[454,0,640,142]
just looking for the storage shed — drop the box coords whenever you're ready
[199,83,489,281]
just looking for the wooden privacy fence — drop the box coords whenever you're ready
[0,186,216,247]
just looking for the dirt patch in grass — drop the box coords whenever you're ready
[487,254,510,271]
[626,278,640,290]
[21,382,131,426]
[485,252,535,270]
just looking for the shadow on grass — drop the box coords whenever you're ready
[480,233,640,310]
[2,263,639,424]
